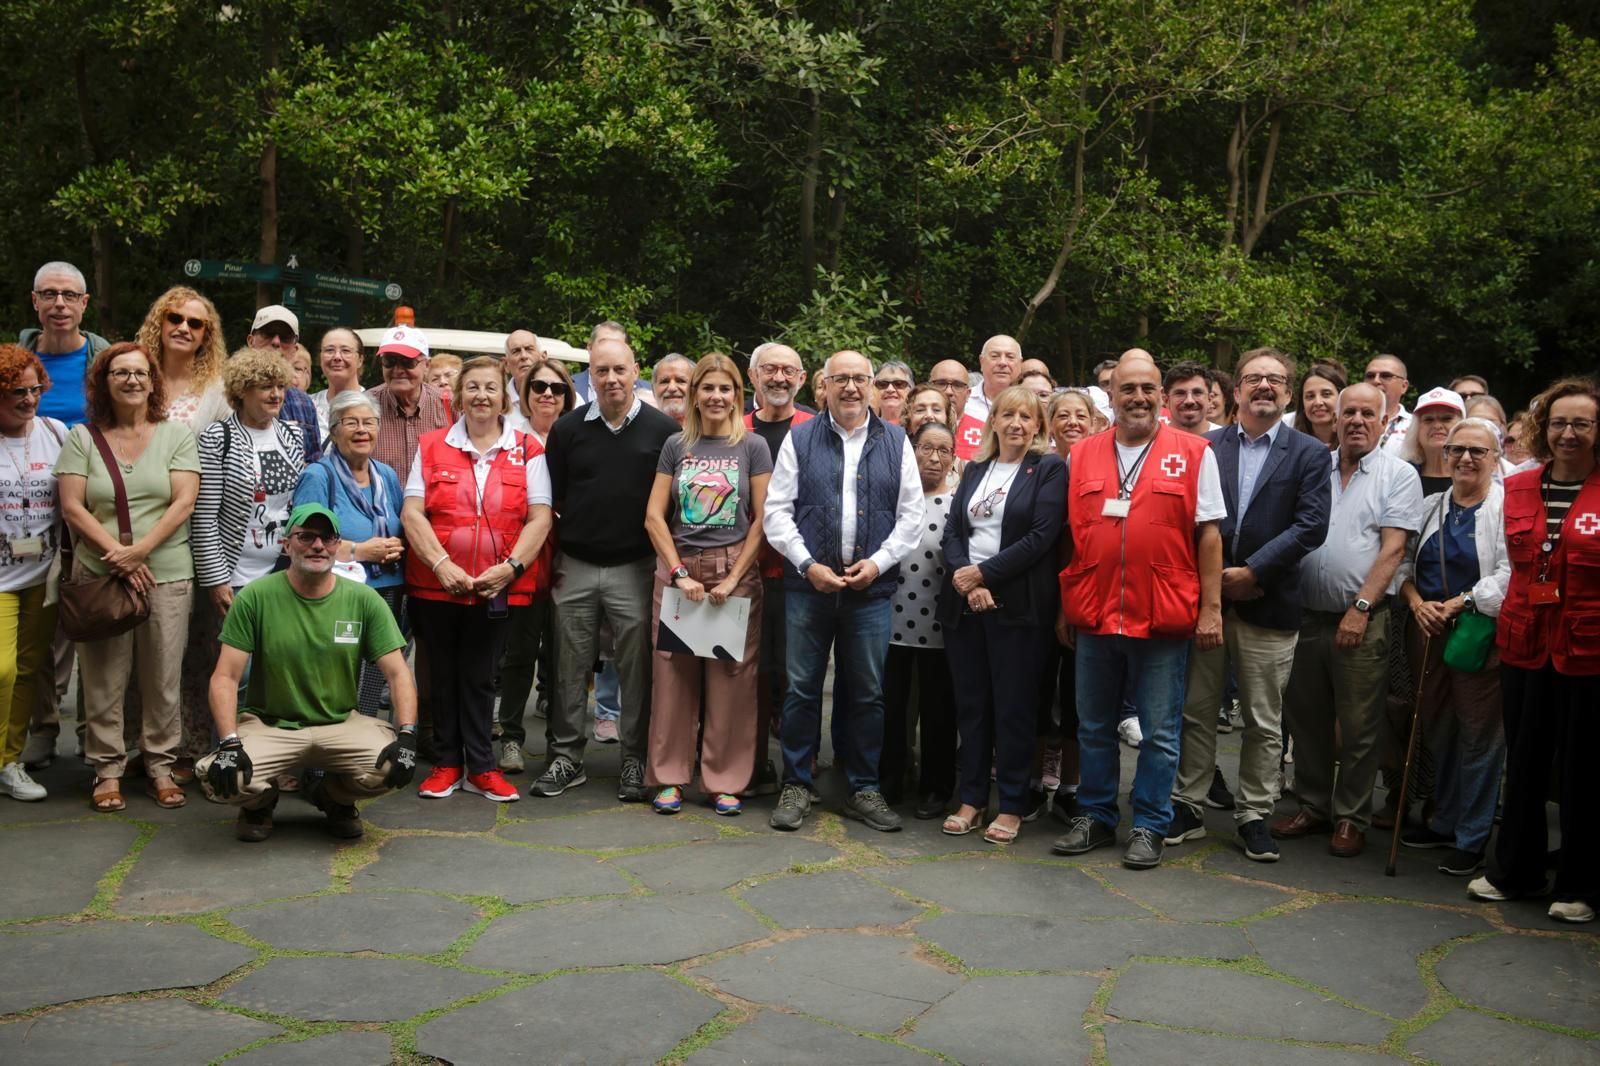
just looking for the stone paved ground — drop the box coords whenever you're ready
[2,725,1596,1065]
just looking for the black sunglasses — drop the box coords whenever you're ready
[381,354,418,369]
[164,311,207,331]
[527,380,570,397]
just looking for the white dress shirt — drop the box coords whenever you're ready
[764,414,926,576]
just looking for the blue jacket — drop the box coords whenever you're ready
[939,452,1066,627]
[1206,422,1331,631]
[784,412,907,599]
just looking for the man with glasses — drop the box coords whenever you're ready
[872,360,914,425]
[1364,354,1412,455]
[1449,375,1489,403]
[928,359,973,428]
[365,324,450,483]
[21,261,105,428]
[195,504,417,842]
[245,305,322,463]
[1164,349,1330,863]
[1164,362,1222,435]
[764,350,925,833]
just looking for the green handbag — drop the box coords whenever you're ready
[1428,493,1495,673]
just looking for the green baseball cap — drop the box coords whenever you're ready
[287,502,341,536]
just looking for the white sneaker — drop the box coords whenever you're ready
[20,732,54,769]
[1467,875,1510,902]
[498,740,526,775]
[1041,745,1063,792]
[1117,717,1143,749]
[1549,900,1596,924]
[0,761,47,801]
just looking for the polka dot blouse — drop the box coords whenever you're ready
[891,493,951,649]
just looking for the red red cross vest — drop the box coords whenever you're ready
[405,427,548,607]
[1059,424,1211,639]
[1497,465,1600,675]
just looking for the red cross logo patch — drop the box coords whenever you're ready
[1576,512,1600,536]
[1160,453,1187,478]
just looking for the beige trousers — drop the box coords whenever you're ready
[195,712,398,810]
[79,580,193,780]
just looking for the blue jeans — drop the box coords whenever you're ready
[780,588,892,793]
[1076,633,1190,833]
[593,661,620,722]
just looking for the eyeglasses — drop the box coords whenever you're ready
[5,385,46,400]
[874,379,910,392]
[1443,445,1493,460]
[34,289,85,304]
[528,380,569,397]
[381,354,418,370]
[970,487,1007,519]
[109,368,151,382]
[1549,418,1596,435]
[929,378,969,391]
[254,324,296,342]
[336,417,380,431]
[320,345,360,358]
[1364,370,1402,383]
[914,445,953,460]
[758,365,805,379]
[164,311,207,331]
[288,530,341,546]
[827,374,871,388]
[1239,373,1289,388]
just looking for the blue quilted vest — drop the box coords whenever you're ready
[785,412,906,599]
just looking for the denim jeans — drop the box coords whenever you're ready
[593,661,621,722]
[780,587,892,793]
[1075,632,1190,833]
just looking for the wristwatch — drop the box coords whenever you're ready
[1460,592,1475,611]
[506,558,526,579]
[1353,597,1373,614]
[671,565,691,583]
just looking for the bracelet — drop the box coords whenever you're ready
[220,733,239,744]
[399,724,418,735]
[431,554,450,573]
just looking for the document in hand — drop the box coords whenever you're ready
[657,588,753,661]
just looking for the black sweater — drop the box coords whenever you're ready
[546,401,681,565]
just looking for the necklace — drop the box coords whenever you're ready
[107,424,151,472]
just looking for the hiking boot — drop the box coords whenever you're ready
[769,783,812,831]
[235,802,276,843]
[1052,815,1116,855]
[1163,803,1206,845]
[843,789,903,832]
[530,756,586,798]
[617,757,648,802]
[1122,826,1164,869]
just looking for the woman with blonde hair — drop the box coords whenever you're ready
[643,353,771,814]
[133,286,229,431]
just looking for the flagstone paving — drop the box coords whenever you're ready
[2,732,1594,1064]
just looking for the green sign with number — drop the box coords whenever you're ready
[183,258,282,284]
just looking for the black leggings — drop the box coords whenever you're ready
[410,597,510,775]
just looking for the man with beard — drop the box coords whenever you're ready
[953,335,1021,459]
[744,342,814,793]
[1053,349,1226,870]
[196,504,416,842]
[652,353,694,426]
[1164,349,1330,863]
[1164,362,1222,434]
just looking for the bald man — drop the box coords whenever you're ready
[1054,349,1226,870]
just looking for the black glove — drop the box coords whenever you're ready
[376,729,418,789]
[207,737,253,799]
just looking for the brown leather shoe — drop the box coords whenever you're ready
[1270,810,1332,839]
[1329,819,1365,857]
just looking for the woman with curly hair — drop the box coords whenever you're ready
[0,346,67,802]
[55,343,200,812]
[134,286,229,432]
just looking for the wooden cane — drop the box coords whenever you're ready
[1386,632,1432,877]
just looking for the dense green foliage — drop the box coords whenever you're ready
[2,0,1595,403]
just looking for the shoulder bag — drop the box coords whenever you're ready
[58,426,152,641]
[1429,494,1495,673]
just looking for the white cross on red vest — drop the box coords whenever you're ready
[1576,512,1600,536]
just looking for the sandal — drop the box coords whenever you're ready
[91,778,125,813]
[942,807,986,836]
[983,818,1020,845]
[169,759,196,787]
[146,776,187,809]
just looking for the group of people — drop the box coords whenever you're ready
[3,259,1594,926]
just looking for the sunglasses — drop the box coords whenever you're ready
[164,311,207,331]
[873,379,910,391]
[1443,445,1492,460]
[288,530,341,546]
[527,380,570,397]
[381,354,419,369]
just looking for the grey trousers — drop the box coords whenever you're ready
[1173,609,1299,824]
[1282,608,1390,831]
[549,553,653,766]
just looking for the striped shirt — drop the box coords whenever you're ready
[1542,473,1583,542]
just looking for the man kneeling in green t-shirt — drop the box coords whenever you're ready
[196,503,418,842]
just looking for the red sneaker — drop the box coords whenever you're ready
[418,766,463,798]
[463,769,521,803]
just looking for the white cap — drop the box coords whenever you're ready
[375,324,429,360]
[1413,386,1465,417]
[1086,385,1113,423]
[250,304,299,335]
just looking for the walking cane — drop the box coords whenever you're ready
[1385,632,1432,877]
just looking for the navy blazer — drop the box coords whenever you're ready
[939,452,1067,627]
[1206,422,1331,630]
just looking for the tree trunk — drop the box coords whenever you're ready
[799,89,822,295]
[1017,131,1086,341]
[436,196,458,288]
[256,28,281,310]
[72,51,115,336]
[344,207,365,275]
[824,186,847,273]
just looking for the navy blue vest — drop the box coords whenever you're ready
[785,413,906,599]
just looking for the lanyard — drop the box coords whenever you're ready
[1116,439,1155,499]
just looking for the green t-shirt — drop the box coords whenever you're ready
[53,421,201,582]
[219,572,405,728]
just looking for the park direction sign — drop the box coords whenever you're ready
[182,257,402,328]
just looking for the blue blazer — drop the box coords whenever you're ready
[939,452,1067,627]
[1206,422,1331,631]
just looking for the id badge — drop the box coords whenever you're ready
[8,536,42,558]
[1528,582,1560,606]
[1102,497,1131,519]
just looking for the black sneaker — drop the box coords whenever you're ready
[1437,848,1485,876]
[914,792,948,820]
[1123,826,1164,869]
[1238,818,1280,862]
[1204,767,1235,810]
[1402,825,1455,849]
[530,756,586,798]
[307,779,363,839]
[618,757,648,803]
[235,803,275,843]
[844,789,903,832]
[769,784,812,831]
[1052,815,1116,855]
[1163,803,1206,845]
[1021,787,1050,823]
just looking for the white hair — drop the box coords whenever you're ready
[1447,415,1504,451]
[328,390,379,422]
[33,261,87,291]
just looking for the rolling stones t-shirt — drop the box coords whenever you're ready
[655,433,773,552]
